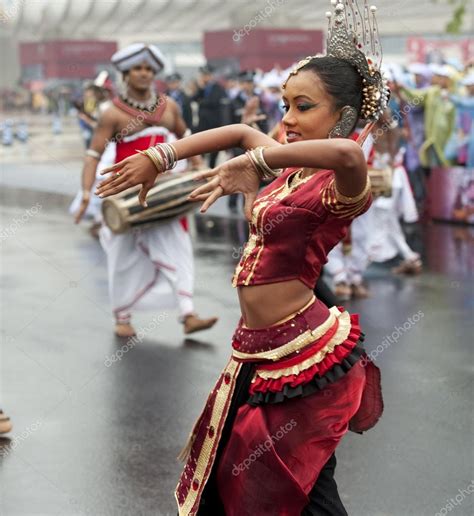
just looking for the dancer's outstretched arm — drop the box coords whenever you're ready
[188,137,367,220]
[96,124,279,203]
[97,122,368,219]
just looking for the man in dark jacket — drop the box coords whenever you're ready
[192,65,228,167]
[228,70,269,212]
[165,72,193,131]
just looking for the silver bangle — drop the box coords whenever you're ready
[86,149,102,160]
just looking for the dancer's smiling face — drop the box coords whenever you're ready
[282,70,341,143]
[125,61,155,93]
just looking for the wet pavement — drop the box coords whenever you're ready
[1,119,473,515]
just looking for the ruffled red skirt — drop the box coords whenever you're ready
[175,299,383,515]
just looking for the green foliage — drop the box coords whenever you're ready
[431,0,468,34]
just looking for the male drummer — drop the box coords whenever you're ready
[75,43,217,337]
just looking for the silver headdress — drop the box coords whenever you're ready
[283,0,389,122]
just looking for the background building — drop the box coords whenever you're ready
[1,0,473,87]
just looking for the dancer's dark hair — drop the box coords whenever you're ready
[301,56,363,117]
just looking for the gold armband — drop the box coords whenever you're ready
[322,177,371,219]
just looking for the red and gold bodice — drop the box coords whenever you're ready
[232,168,371,288]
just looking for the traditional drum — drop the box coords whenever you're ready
[368,166,393,198]
[102,170,206,234]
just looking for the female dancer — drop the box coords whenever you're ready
[97,2,387,513]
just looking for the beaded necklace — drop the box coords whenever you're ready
[119,91,159,112]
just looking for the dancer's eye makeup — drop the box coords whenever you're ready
[296,103,316,112]
[281,102,317,112]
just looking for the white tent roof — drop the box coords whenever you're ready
[1,0,471,41]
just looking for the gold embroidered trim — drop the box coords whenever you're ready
[333,176,371,204]
[231,232,258,287]
[322,176,371,219]
[244,198,274,286]
[253,310,352,380]
[231,181,287,287]
[232,306,341,362]
[176,359,242,515]
[233,168,317,287]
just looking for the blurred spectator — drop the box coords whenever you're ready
[260,70,284,131]
[224,72,240,100]
[192,64,228,168]
[74,78,112,149]
[230,71,268,131]
[447,72,474,168]
[396,64,456,168]
[402,63,432,202]
[165,73,193,131]
[228,70,269,212]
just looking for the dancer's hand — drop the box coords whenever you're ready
[96,153,158,207]
[74,191,90,224]
[187,154,260,221]
[241,96,267,127]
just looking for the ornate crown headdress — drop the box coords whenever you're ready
[283,0,389,122]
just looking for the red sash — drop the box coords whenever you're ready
[114,134,166,164]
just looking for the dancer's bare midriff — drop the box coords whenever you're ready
[237,279,316,329]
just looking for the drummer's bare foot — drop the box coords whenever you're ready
[0,410,12,434]
[115,323,136,338]
[392,257,423,275]
[183,314,218,334]
[89,222,101,239]
[351,283,370,298]
[334,282,351,301]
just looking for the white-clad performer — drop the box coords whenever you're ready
[367,150,422,274]
[325,132,375,299]
[70,72,115,237]
[74,44,217,337]
[326,132,421,300]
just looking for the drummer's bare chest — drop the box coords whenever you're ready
[112,106,176,138]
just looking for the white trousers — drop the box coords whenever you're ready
[367,165,419,263]
[325,211,372,286]
[367,205,418,262]
[99,220,194,323]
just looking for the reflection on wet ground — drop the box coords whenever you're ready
[0,191,473,516]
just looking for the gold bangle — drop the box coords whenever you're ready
[150,147,165,171]
[153,143,178,170]
[139,148,165,173]
[167,143,178,166]
[255,146,282,178]
[245,150,264,180]
[246,147,281,180]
